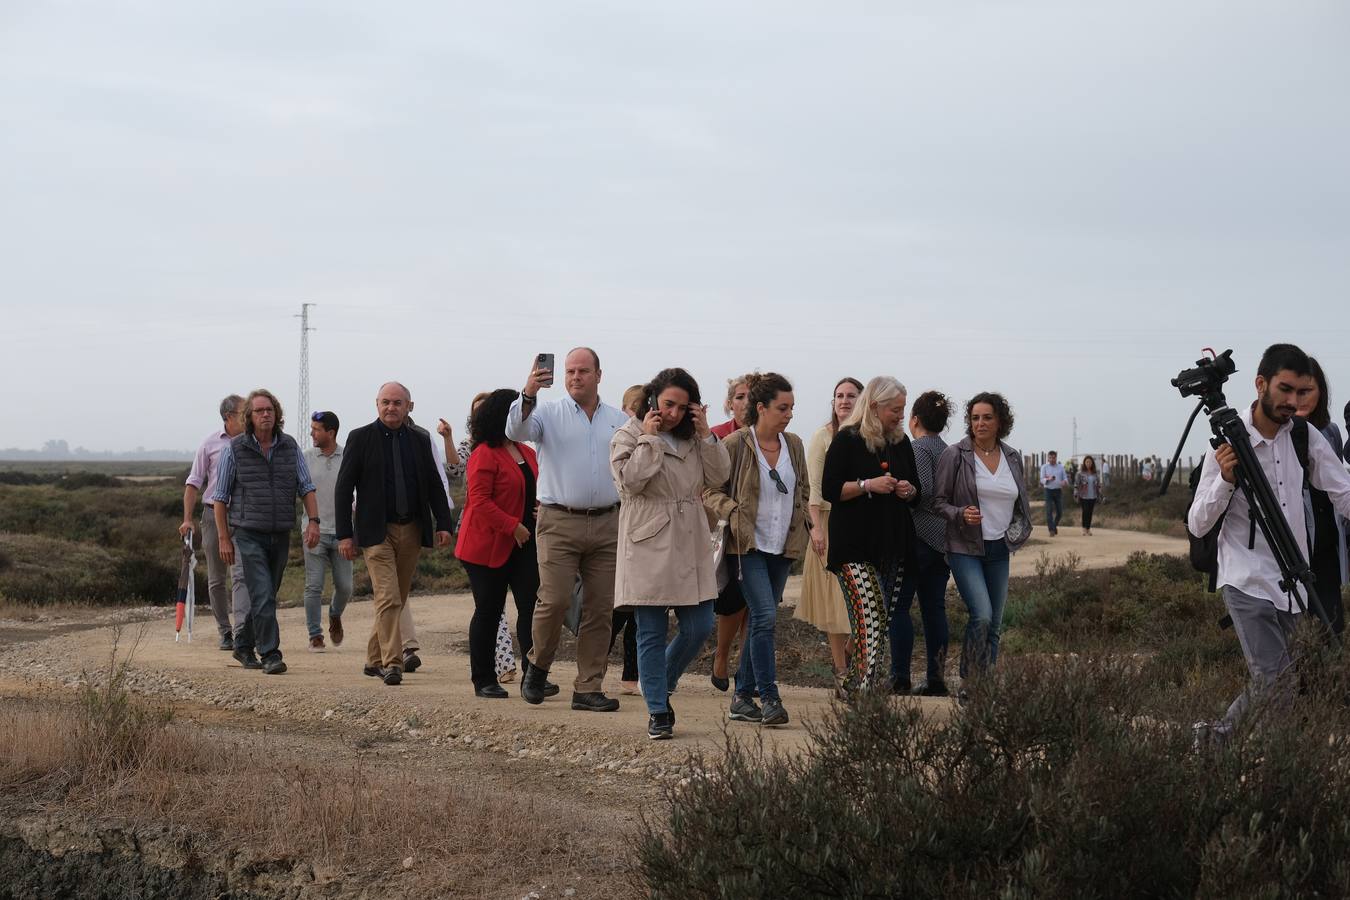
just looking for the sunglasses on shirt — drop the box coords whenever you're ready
[769,468,789,494]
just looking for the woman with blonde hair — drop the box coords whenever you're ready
[796,377,863,696]
[821,376,921,693]
[709,373,753,690]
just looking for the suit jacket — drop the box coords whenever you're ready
[455,442,539,568]
[335,419,453,548]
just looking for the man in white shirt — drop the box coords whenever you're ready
[1189,343,1350,745]
[506,347,629,712]
[1039,452,1068,536]
[302,411,351,652]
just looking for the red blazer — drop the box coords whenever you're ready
[454,442,538,568]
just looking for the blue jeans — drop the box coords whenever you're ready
[633,601,715,715]
[890,542,951,685]
[731,551,791,704]
[303,534,353,638]
[232,527,291,662]
[948,538,1010,679]
[1044,489,1063,533]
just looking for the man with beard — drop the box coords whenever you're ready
[1189,344,1350,747]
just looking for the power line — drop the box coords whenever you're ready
[296,303,315,451]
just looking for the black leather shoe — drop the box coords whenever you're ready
[710,673,729,692]
[232,649,262,670]
[383,666,403,686]
[521,662,548,705]
[402,650,422,673]
[667,695,675,728]
[261,657,287,675]
[363,664,382,677]
[218,634,234,651]
[913,679,950,697]
[571,691,619,712]
[475,684,508,699]
[522,661,560,700]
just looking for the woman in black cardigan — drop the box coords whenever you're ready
[821,375,921,694]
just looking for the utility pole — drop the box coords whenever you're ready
[296,303,315,451]
[1072,417,1079,460]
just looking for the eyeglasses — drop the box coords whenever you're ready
[768,468,789,494]
[312,411,331,422]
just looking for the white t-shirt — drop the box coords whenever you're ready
[752,436,795,555]
[975,458,1019,541]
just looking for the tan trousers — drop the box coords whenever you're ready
[530,506,618,692]
[362,522,422,670]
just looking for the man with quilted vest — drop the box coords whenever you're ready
[213,388,321,675]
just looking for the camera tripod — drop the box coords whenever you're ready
[1162,351,1334,632]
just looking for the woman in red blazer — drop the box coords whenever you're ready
[455,388,540,698]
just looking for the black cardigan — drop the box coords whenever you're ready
[821,426,920,573]
[334,420,454,549]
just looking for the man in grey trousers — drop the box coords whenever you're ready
[1188,343,1350,746]
[180,394,250,650]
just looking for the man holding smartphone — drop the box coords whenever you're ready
[506,347,629,711]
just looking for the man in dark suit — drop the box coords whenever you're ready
[336,381,453,686]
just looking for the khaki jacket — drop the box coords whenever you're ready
[611,420,732,607]
[703,427,811,560]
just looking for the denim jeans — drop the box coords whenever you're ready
[949,538,1010,679]
[303,533,353,638]
[1044,489,1063,533]
[633,601,715,715]
[891,541,951,685]
[232,527,291,662]
[731,551,791,704]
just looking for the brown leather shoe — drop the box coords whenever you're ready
[308,635,325,652]
[328,614,343,647]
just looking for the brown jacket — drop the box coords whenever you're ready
[703,427,811,560]
[611,420,732,607]
[933,436,1033,556]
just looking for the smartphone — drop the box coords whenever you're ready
[648,392,659,415]
[536,353,554,386]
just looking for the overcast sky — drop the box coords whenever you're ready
[2,1,1347,459]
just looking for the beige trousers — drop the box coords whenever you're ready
[529,506,618,692]
[362,522,422,670]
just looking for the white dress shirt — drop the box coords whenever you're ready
[1188,406,1350,612]
[976,459,1020,541]
[505,393,628,509]
[751,436,795,555]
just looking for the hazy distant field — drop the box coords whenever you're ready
[0,460,189,478]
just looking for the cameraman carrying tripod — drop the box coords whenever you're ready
[1189,344,1350,746]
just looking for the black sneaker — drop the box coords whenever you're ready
[402,650,422,673]
[383,666,403,686]
[521,661,560,701]
[232,649,262,670]
[571,691,619,712]
[363,664,382,678]
[666,696,675,729]
[728,695,762,723]
[890,679,913,696]
[218,634,234,651]
[262,657,287,676]
[760,699,789,727]
[913,679,950,697]
[648,712,674,740]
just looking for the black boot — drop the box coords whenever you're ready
[521,660,549,705]
[522,659,560,698]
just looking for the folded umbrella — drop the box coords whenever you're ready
[175,530,197,642]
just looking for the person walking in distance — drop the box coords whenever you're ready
[335,382,453,686]
[611,368,730,739]
[181,394,249,651]
[711,376,750,440]
[705,372,810,727]
[1190,344,1350,747]
[506,348,628,711]
[1040,451,1067,536]
[212,389,321,675]
[1297,356,1347,635]
[302,411,352,651]
[709,373,753,690]
[1074,455,1103,537]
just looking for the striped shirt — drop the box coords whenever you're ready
[211,432,316,505]
[910,434,949,553]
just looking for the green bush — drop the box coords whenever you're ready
[641,645,1350,899]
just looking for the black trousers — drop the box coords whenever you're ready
[1080,498,1097,530]
[609,610,639,682]
[462,540,539,688]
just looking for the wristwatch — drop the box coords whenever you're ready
[308,517,320,525]
[857,478,869,496]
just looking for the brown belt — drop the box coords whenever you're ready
[542,502,619,516]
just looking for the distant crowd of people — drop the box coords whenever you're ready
[181,348,1042,738]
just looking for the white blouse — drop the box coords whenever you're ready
[974,457,1019,541]
[752,435,795,555]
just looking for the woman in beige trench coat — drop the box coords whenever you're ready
[611,367,730,740]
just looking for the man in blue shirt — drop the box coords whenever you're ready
[1039,451,1068,536]
[507,347,628,711]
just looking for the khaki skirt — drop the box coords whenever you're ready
[795,508,851,635]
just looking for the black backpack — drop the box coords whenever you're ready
[1185,417,1309,592]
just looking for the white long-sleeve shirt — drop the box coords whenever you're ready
[505,393,628,509]
[1188,406,1350,612]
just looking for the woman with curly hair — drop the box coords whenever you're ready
[933,392,1033,683]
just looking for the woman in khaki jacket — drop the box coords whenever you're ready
[704,372,810,727]
[611,368,730,740]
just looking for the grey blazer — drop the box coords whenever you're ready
[933,436,1033,556]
